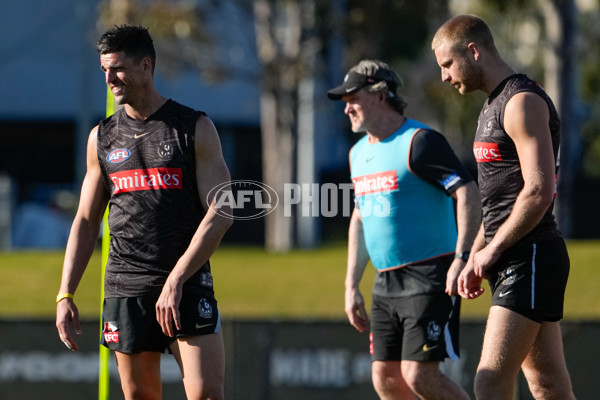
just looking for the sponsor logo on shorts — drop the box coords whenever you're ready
[106,148,131,164]
[498,290,513,298]
[422,343,439,352]
[198,298,213,319]
[473,142,502,162]
[195,323,215,329]
[103,321,119,344]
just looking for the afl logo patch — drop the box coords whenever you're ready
[107,148,131,163]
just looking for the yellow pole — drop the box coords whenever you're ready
[99,85,115,400]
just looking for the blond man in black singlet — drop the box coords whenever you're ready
[432,14,575,400]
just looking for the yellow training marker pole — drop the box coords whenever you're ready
[99,85,115,400]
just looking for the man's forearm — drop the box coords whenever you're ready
[59,217,102,295]
[454,182,482,253]
[346,211,370,289]
[169,213,233,286]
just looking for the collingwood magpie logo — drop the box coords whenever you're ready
[427,321,441,341]
[198,298,213,318]
[158,141,174,159]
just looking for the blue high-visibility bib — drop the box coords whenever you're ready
[350,119,457,271]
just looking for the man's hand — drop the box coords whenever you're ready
[155,279,183,337]
[473,244,502,279]
[56,299,82,351]
[345,287,369,332]
[457,263,486,299]
[445,259,466,296]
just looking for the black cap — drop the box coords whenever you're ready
[327,71,387,100]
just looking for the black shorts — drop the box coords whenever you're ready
[488,236,570,323]
[101,285,221,353]
[370,293,461,362]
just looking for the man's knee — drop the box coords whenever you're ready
[182,376,224,400]
[372,361,406,396]
[179,362,224,400]
[121,382,161,400]
[400,361,440,394]
[474,367,508,397]
[400,362,421,392]
[188,387,224,400]
[372,364,397,388]
[525,373,574,400]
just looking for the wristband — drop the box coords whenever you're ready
[56,293,74,303]
[454,251,470,262]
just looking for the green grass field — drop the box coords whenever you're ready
[1,240,598,320]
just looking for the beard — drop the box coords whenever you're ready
[457,59,484,94]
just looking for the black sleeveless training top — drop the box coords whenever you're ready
[97,99,213,298]
[473,74,561,244]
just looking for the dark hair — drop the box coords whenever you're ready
[96,25,156,70]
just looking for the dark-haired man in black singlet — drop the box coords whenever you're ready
[56,25,232,400]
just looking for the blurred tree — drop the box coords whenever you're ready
[577,1,600,179]
[98,0,231,81]
[537,0,580,238]
[252,0,315,251]
[340,0,430,64]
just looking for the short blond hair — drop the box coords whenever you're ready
[432,14,496,55]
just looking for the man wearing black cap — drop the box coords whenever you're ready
[329,59,481,399]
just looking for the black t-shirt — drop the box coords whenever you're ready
[409,129,473,196]
[373,129,473,297]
